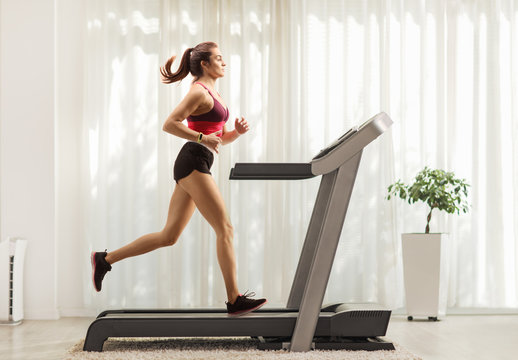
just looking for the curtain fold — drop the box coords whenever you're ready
[82,0,518,311]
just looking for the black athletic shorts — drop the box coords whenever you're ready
[173,142,214,183]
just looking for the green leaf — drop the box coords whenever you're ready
[385,167,471,232]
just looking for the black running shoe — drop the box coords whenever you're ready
[91,250,112,292]
[226,291,267,316]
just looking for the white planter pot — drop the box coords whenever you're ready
[402,233,450,320]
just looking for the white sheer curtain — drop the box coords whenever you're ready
[82,0,518,311]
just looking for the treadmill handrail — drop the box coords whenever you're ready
[229,163,314,180]
[229,113,392,179]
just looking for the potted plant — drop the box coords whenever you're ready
[387,167,469,321]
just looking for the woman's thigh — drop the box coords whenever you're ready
[162,184,196,242]
[178,170,231,234]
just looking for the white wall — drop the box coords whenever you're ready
[0,0,85,319]
[0,0,58,319]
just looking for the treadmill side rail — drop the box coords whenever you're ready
[229,163,314,180]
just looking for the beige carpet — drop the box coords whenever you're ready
[66,337,422,360]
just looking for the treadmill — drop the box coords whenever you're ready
[83,112,394,352]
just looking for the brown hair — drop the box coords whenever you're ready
[160,41,218,84]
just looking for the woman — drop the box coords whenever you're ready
[91,41,267,316]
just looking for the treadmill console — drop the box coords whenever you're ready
[312,114,379,161]
[312,127,358,160]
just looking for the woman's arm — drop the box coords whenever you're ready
[163,86,223,152]
[221,125,240,145]
[221,117,249,145]
[162,87,205,141]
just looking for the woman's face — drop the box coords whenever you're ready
[202,47,226,78]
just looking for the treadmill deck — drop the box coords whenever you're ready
[84,306,392,351]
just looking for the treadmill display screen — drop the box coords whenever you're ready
[312,127,357,160]
[312,116,376,160]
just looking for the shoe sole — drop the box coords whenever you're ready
[228,299,267,317]
[91,252,100,292]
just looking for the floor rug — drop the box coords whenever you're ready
[66,337,422,360]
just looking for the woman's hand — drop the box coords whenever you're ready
[235,117,250,135]
[202,130,223,153]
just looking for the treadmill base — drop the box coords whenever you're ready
[257,336,395,351]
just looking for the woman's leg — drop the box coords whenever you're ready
[178,170,239,304]
[105,184,196,265]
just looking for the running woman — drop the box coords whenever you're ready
[91,41,267,316]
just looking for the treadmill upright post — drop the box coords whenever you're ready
[289,151,363,352]
[286,168,339,308]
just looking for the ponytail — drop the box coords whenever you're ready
[160,41,218,84]
[160,48,193,84]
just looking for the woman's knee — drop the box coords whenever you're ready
[161,229,179,246]
[216,222,233,240]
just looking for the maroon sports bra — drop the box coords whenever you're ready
[187,82,229,137]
